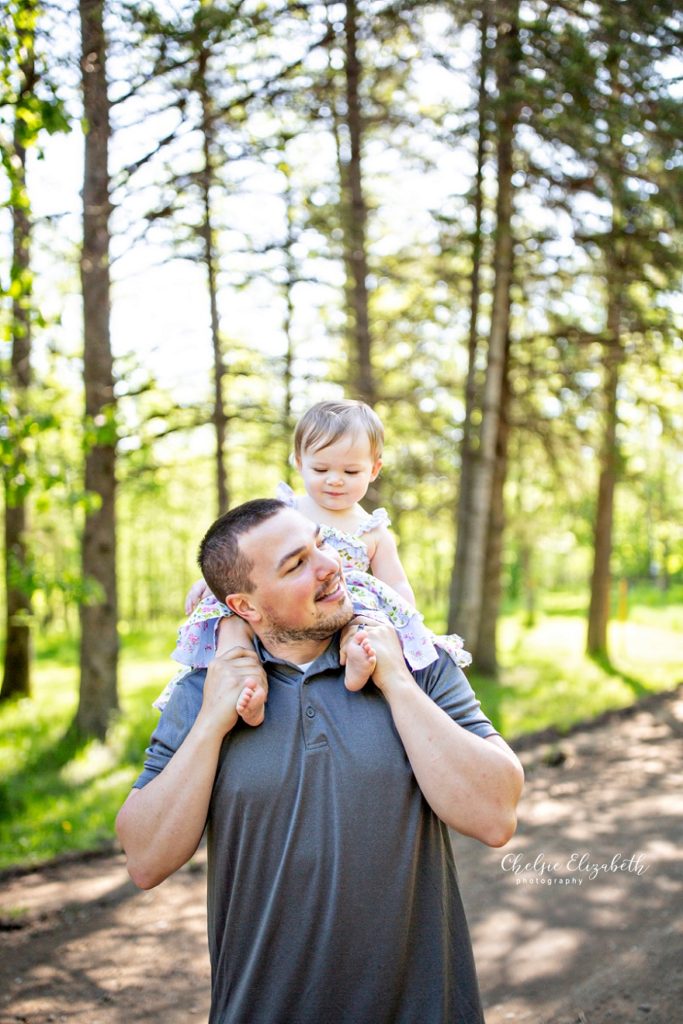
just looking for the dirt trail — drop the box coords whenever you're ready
[1,686,682,1024]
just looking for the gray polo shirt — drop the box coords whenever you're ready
[135,638,498,1024]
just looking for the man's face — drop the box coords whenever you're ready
[236,509,354,644]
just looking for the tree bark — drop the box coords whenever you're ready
[451,0,519,653]
[587,296,621,656]
[2,29,34,700]
[197,47,229,516]
[342,0,374,408]
[76,0,118,738]
[587,45,627,661]
[474,336,511,675]
[448,2,490,635]
[282,181,297,486]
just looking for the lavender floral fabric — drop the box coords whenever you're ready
[154,483,470,711]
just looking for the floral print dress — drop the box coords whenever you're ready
[154,483,470,710]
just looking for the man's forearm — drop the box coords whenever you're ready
[117,646,265,889]
[116,712,226,889]
[382,668,524,846]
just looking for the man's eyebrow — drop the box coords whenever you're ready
[276,524,321,570]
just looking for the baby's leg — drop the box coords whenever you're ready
[342,628,377,692]
[216,614,255,656]
[218,616,268,727]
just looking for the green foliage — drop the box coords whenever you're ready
[1,1,682,734]
[0,631,170,870]
[1,594,681,871]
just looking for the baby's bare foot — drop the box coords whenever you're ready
[344,631,377,692]
[236,680,267,727]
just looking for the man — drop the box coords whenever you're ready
[117,499,523,1024]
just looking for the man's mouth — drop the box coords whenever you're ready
[315,576,345,602]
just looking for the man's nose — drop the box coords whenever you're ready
[315,545,341,577]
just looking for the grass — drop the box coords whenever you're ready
[471,609,682,738]
[0,594,681,872]
[0,629,173,872]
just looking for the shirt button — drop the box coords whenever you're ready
[305,706,316,718]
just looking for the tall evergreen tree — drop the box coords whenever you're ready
[339,0,374,408]
[522,0,683,656]
[449,0,520,656]
[76,0,118,738]
[1,0,69,700]
[1,1,36,701]
[447,0,492,641]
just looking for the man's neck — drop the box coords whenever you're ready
[257,632,333,666]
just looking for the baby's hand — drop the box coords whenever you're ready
[185,578,213,615]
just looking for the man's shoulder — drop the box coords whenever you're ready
[415,650,499,738]
[161,667,207,724]
[414,648,467,686]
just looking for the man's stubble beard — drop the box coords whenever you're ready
[261,600,354,646]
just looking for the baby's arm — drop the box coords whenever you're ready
[369,526,416,606]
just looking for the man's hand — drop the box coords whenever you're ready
[345,617,524,846]
[199,646,268,735]
[344,615,410,696]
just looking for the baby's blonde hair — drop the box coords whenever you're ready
[294,400,384,463]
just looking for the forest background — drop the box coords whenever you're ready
[0,0,681,870]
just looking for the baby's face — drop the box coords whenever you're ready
[297,434,382,512]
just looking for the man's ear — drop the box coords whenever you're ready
[370,457,382,482]
[226,594,262,624]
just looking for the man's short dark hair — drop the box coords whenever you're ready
[199,499,286,601]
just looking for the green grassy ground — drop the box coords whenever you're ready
[0,596,681,872]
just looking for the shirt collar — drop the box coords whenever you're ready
[253,633,342,674]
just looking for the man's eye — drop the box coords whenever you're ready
[287,558,304,573]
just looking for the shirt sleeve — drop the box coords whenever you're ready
[133,669,206,789]
[415,651,499,739]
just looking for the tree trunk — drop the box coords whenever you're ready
[451,0,519,653]
[587,47,627,661]
[76,0,118,739]
[1,9,36,702]
[448,3,490,635]
[342,0,374,408]
[282,182,297,485]
[587,296,621,656]
[198,50,229,516]
[475,336,511,675]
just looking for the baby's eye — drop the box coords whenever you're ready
[345,470,359,475]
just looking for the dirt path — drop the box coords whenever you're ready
[1,686,681,1024]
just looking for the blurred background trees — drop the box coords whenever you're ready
[1,0,681,737]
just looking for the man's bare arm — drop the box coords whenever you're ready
[116,648,266,890]
[360,622,524,847]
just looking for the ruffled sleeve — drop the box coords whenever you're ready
[171,594,231,668]
[275,481,298,508]
[357,507,391,534]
